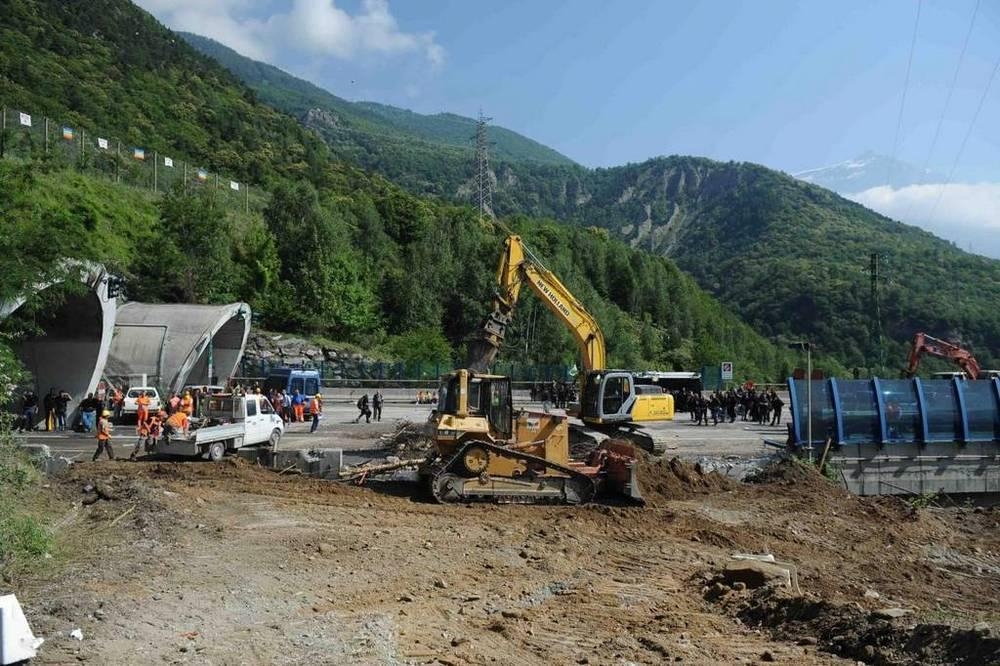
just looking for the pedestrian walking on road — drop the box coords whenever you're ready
[354,394,370,423]
[372,390,383,422]
[310,394,323,433]
[80,393,99,432]
[93,410,115,461]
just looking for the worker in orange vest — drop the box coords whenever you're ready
[136,391,151,424]
[309,393,322,433]
[180,391,193,417]
[165,409,189,438]
[93,410,114,461]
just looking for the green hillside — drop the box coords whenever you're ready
[0,0,787,380]
[179,32,576,168]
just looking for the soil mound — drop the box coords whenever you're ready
[745,457,829,487]
[638,455,735,504]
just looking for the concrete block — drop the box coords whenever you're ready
[723,561,792,590]
[41,456,73,475]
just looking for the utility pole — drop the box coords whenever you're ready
[868,251,887,372]
[473,110,494,222]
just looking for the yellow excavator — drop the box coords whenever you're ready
[423,234,675,504]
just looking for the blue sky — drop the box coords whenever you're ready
[137,0,999,180]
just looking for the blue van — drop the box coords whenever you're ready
[263,368,321,414]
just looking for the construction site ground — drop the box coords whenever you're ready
[8,405,1000,665]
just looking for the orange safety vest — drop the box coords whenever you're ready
[310,397,321,414]
[166,411,188,429]
[180,396,193,415]
[97,417,112,441]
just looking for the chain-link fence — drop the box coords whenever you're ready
[0,105,260,213]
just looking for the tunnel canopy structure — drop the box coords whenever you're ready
[0,263,116,410]
[104,302,251,394]
[787,377,1000,447]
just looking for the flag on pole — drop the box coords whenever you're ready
[97,137,109,150]
[133,147,145,161]
[18,112,31,127]
[62,126,74,141]
[229,180,240,191]
[196,168,208,182]
[163,156,173,168]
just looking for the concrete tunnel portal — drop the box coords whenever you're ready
[0,264,117,411]
[1,263,252,417]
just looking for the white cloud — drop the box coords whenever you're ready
[135,0,444,66]
[847,182,1000,258]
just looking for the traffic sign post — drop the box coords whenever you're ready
[721,362,734,381]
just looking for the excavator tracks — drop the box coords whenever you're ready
[427,440,597,505]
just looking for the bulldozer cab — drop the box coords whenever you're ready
[437,371,513,438]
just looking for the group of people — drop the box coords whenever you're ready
[529,381,577,408]
[675,386,784,427]
[354,391,383,424]
[261,388,310,425]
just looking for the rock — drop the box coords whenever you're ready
[451,637,469,647]
[973,621,991,635]
[95,482,117,501]
[796,637,818,646]
[93,609,106,621]
[864,589,881,600]
[501,609,526,620]
[722,561,792,589]
[732,582,747,592]
[433,579,448,589]
[760,651,776,662]
[316,543,332,555]
[399,594,415,602]
[873,608,911,619]
[69,628,84,641]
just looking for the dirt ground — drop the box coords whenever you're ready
[8,443,1000,665]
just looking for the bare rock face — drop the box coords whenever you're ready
[303,108,340,130]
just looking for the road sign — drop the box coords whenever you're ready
[721,362,734,381]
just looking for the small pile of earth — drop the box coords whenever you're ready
[744,457,828,487]
[637,455,735,504]
[729,587,1000,666]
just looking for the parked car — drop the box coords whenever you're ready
[120,387,161,421]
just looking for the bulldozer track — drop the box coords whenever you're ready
[428,439,597,505]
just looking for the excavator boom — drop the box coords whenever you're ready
[903,332,981,380]
[467,235,606,373]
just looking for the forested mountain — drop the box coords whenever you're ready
[0,0,787,380]
[182,32,1000,372]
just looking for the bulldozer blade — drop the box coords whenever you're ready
[597,439,645,505]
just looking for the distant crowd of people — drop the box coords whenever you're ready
[674,386,783,427]
[530,381,577,408]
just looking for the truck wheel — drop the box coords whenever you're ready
[207,441,225,462]
[269,429,281,448]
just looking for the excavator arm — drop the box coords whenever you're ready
[903,332,981,380]
[466,235,606,373]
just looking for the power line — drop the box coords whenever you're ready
[927,48,1000,223]
[902,0,980,221]
[887,0,922,189]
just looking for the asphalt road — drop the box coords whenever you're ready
[16,400,785,463]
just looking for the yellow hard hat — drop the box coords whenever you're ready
[102,410,111,417]
[315,393,322,399]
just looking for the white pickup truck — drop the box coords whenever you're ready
[155,394,283,461]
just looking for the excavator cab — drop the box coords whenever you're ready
[581,371,675,424]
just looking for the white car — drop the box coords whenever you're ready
[121,387,162,419]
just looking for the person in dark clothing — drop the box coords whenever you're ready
[19,390,39,432]
[79,393,100,432]
[43,389,57,431]
[93,410,114,461]
[372,390,383,422]
[770,391,784,426]
[55,389,71,431]
[354,394,370,423]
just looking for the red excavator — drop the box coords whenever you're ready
[902,332,981,380]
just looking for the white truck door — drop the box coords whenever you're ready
[243,397,266,444]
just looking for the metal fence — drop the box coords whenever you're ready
[238,358,576,384]
[0,105,260,213]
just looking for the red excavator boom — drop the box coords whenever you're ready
[903,332,981,380]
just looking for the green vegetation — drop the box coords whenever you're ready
[0,346,51,577]
[0,0,787,383]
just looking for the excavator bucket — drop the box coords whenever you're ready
[595,439,645,505]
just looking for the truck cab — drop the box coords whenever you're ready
[156,393,284,460]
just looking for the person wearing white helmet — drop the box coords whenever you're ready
[93,409,115,461]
